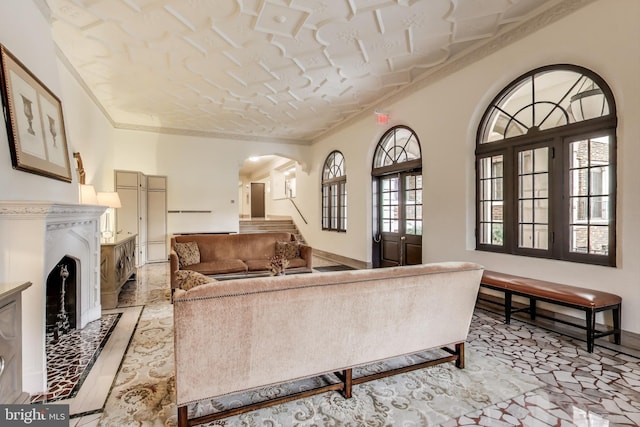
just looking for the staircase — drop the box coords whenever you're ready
[239,217,307,244]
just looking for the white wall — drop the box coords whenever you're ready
[0,1,78,203]
[0,2,115,200]
[111,130,312,233]
[56,61,116,192]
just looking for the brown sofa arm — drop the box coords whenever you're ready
[298,244,313,270]
[170,249,180,290]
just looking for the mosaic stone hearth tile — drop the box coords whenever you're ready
[30,313,121,403]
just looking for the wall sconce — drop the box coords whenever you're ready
[97,192,122,239]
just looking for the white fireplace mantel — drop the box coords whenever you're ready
[0,201,106,393]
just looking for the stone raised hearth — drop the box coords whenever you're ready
[0,201,105,393]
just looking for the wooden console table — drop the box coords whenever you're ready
[0,281,31,403]
[100,234,137,309]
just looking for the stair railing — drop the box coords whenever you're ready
[289,198,308,224]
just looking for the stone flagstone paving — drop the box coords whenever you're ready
[444,309,640,426]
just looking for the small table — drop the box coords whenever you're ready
[100,234,137,308]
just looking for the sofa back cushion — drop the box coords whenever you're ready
[173,232,294,262]
[275,240,300,259]
[174,241,201,267]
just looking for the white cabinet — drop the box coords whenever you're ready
[115,170,147,267]
[146,175,168,263]
[115,170,167,266]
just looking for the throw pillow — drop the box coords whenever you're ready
[275,240,300,259]
[174,241,200,267]
[174,270,215,291]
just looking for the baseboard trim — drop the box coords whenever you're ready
[312,249,370,270]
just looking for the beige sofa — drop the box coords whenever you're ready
[173,261,484,426]
[169,232,312,290]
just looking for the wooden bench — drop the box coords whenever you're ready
[479,270,621,353]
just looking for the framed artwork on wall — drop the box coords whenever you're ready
[0,44,72,182]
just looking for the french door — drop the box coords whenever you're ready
[377,172,422,267]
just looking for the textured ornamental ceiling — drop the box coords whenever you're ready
[45,0,558,143]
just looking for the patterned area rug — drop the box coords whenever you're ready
[99,304,542,426]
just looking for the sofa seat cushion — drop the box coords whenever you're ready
[245,257,308,272]
[185,259,247,275]
[245,259,271,272]
[284,257,308,269]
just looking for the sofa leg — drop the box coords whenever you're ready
[178,405,188,427]
[455,342,465,369]
[338,368,352,398]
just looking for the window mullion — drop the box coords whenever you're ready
[551,138,563,259]
[504,147,516,253]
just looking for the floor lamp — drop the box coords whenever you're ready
[97,192,122,239]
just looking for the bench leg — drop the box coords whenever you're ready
[529,298,537,320]
[178,405,188,427]
[613,305,622,345]
[504,292,512,324]
[586,308,596,353]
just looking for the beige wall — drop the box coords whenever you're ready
[295,0,640,332]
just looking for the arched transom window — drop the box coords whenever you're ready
[322,151,346,232]
[373,125,421,172]
[476,65,617,266]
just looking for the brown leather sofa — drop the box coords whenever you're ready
[169,232,312,291]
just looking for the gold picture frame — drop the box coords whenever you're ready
[0,44,72,182]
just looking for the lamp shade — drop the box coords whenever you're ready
[97,192,122,208]
[79,184,98,204]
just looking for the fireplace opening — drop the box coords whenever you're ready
[46,256,79,340]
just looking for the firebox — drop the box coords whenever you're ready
[46,256,78,339]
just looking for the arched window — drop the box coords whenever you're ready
[372,126,423,267]
[373,125,421,172]
[322,151,346,231]
[476,65,617,266]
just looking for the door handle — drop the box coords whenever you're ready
[401,236,406,241]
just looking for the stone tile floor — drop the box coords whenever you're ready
[70,259,639,426]
[446,309,640,426]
